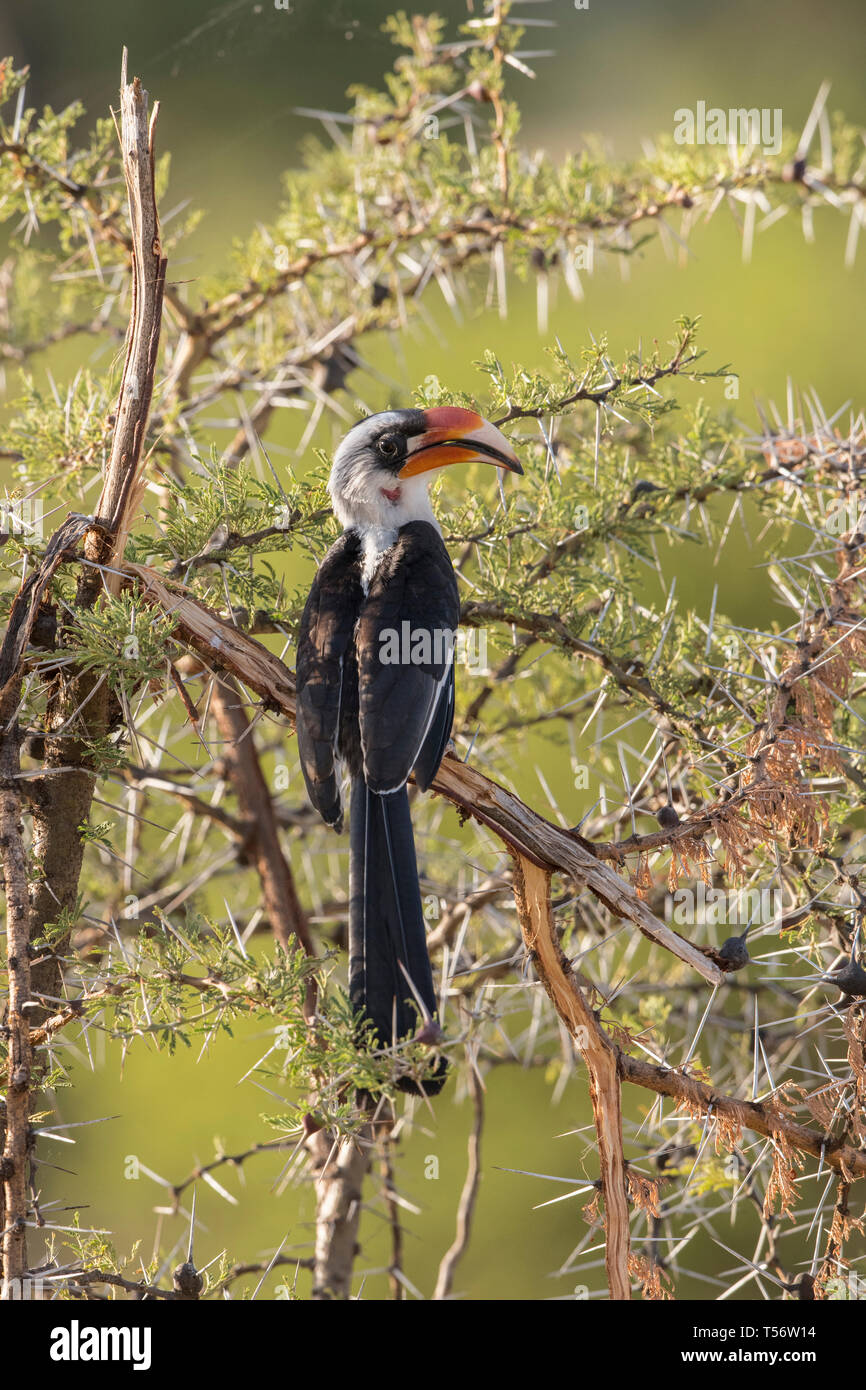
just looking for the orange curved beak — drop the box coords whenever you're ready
[398,407,523,478]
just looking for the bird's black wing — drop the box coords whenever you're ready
[357,520,459,794]
[412,662,455,792]
[295,530,364,830]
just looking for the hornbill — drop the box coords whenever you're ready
[295,406,522,1093]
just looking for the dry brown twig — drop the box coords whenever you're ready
[433,1046,485,1301]
[511,855,631,1300]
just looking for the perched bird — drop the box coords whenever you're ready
[295,407,522,1092]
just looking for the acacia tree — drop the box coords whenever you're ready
[1,5,866,1302]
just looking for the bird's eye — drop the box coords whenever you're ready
[377,435,399,459]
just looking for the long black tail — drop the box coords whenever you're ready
[348,778,447,1093]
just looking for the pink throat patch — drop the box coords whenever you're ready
[381,486,402,503]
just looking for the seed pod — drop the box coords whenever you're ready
[782,157,807,182]
[717,934,750,970]
[172,1260,204,1298]
[414,1018,443,1046]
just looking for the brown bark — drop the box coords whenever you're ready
[80,53,167,597]
[306,1126,371,1300]
[619,1054,866,1179]
[512,854,631,1300]
[0,681,33,1290]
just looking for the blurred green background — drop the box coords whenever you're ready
[2,0,864,1299]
